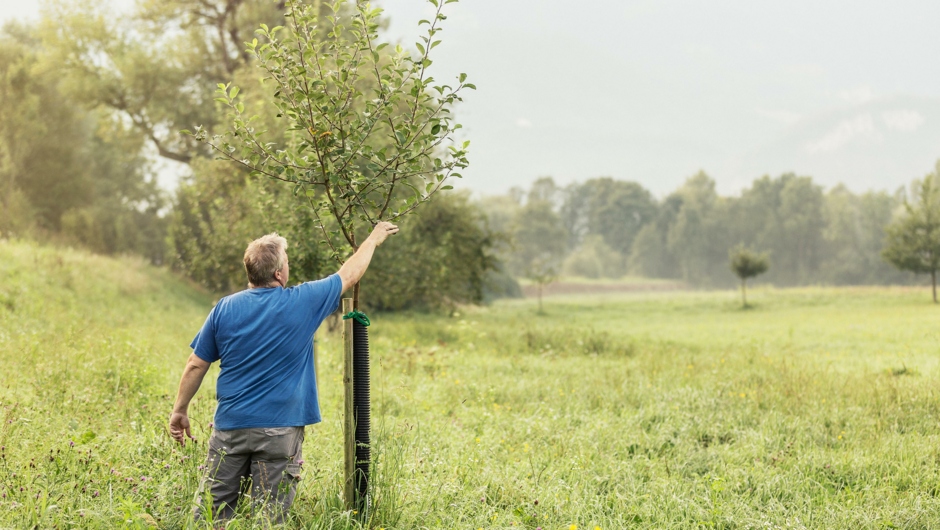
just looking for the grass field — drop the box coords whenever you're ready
[2,239,940,528]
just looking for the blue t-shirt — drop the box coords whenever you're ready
[190,274,343,430]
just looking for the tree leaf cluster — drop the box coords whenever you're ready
[191,0,473,267]
[729,245,769,281]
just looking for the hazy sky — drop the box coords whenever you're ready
[380,0,940,196]
[5,1,940,197]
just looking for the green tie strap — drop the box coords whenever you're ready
[342,310,371,327]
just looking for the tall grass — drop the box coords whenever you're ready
[1,240,939,528]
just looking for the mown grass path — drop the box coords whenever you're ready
[1,240,939,528]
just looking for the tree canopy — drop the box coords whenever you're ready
[882,167,940,302]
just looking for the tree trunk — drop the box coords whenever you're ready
[741,278,747,308]
[351,238,360,309]
[538,283,543,313]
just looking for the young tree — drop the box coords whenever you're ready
[729,244,769,308]
[883,169,940,302]
[189,0,473,308]
[511,200,567,313]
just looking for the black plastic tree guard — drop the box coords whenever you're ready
[352,319,371,511]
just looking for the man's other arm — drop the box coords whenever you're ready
[169,353,212,445]
[338,221,399,292]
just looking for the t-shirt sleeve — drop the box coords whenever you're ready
[190,309,220,363]
[300,273,344,325]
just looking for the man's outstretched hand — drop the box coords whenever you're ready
[367,221,399,247]
[169,412,195,446]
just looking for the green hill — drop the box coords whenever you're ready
[0,239,216,527]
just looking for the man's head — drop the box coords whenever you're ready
[244,233,289,288]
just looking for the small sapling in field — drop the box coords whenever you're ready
[729,244,769,308]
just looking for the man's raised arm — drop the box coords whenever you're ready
[338,221,399,292]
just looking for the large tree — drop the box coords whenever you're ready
[41,0,287,164]
[0,22,166,260]
[883,168,940,302]
[560,177,657,256]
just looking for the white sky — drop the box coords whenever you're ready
[5,1,940,197]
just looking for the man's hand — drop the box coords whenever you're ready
[366,221,399,247]
[169,353,211,446]
[338,221,400,292]
[169,412,195,446]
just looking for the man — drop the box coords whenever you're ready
[169,221,399,524]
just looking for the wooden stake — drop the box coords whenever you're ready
[342,298,355,509]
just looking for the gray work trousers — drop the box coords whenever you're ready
[194,426,305,525]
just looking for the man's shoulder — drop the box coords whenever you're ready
[216,289,249,306]
[291,274,341,293]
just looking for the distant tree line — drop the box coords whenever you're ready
[484,171,924,289]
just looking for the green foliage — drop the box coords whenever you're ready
[821,185,907,285]
[192,0,473,264]
[168,163,499,309]
[882,167,940,301]
[490,171,911,290]
[562,177,657,255]
[365,192,500,311]
[665,172,726,285]
[729,244,769,307]
[0,25,92,231]
[510,199,567,310]
[562,234,623,279]
[729,245,770,281]
[168,158,333,293]
[41,0,287,164]
[0,23,167,261]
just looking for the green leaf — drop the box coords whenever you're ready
[230,86,240,99]
[431,124,441,135]
[459,73,467,83]
[441,185,454,190]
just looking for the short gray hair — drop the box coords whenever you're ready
[244,233,288,287]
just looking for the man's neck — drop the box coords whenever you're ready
[249,281,282,289]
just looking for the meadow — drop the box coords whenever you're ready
[2,239,940,528]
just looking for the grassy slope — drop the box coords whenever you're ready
[2,240,940,528]
[0,240,218,528]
